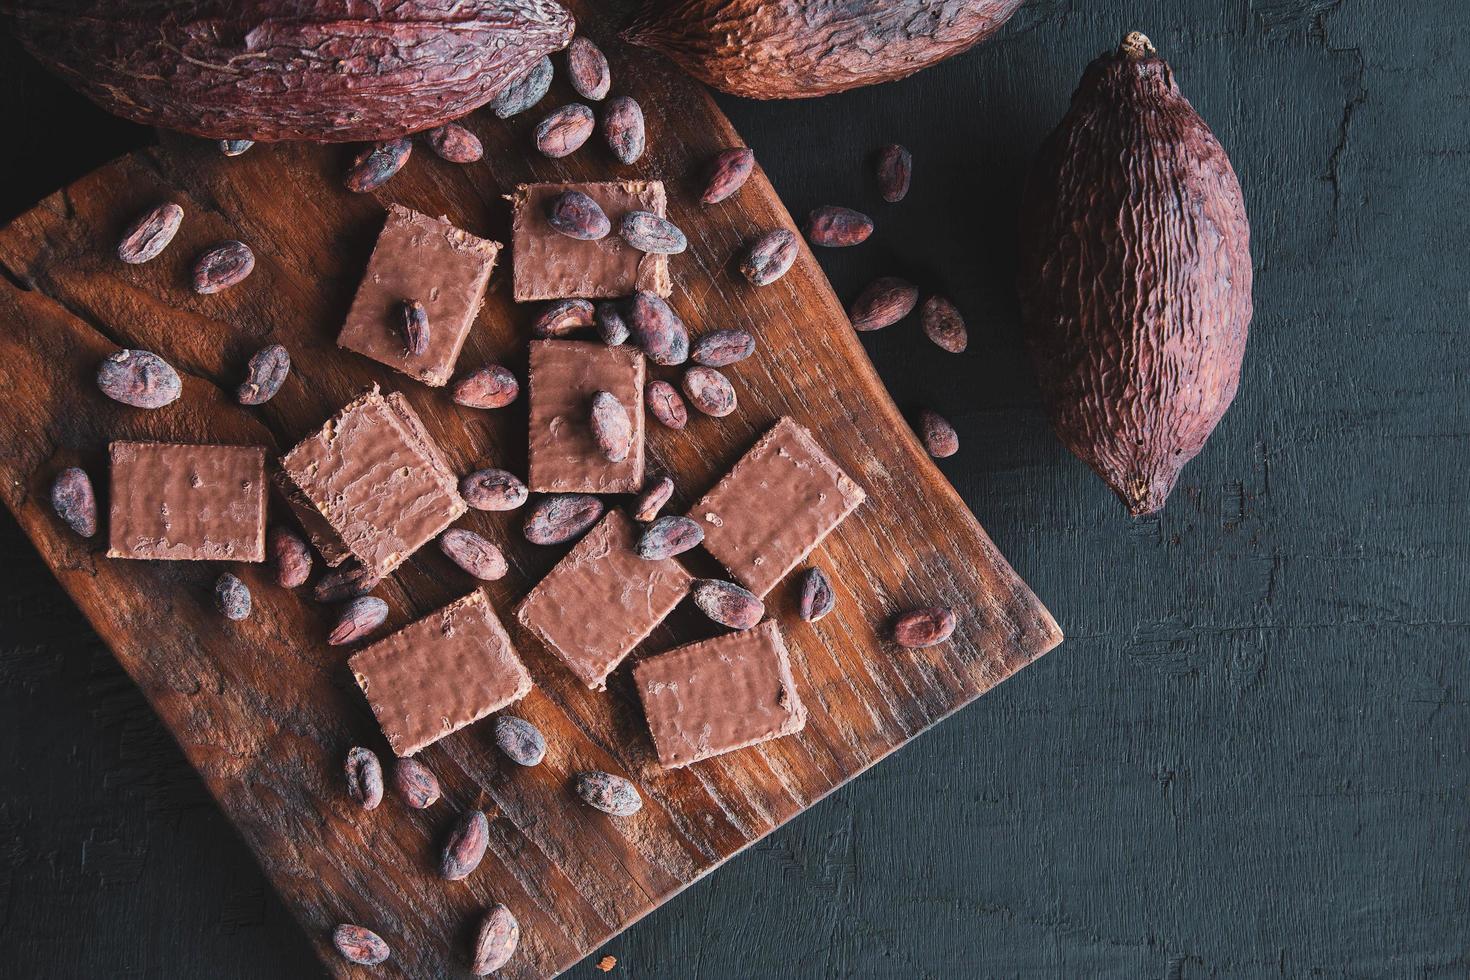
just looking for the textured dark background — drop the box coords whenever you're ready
[2,0,1466,976]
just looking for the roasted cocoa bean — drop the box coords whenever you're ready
[268,527,312,588]
[333,924,390,967]
[573,771,642,816]
[545,190,610,240]
[96,349,181,409]
[344,746,385,810]
[628,291,689,366]
[892,606,957,648]
[236,343,290,405]
[849,277,919,332]
[214,573,251,621]
[218,139,254,157]
[471,903,520,975]
[917,409,959,458]
[645,380,689,430]
[701,147,755,205]
[533,298,596,338]
[601,95,646,164]
[192,240,255,294]
[692,579,764,630]
[489,56,553,120]
[345,138,412,193]
[920,295,968,353]
[682,366,736,417]
[329,596,389,646]
[691,328,755,367]
[620,211,686,254]
[523,494,605,545]
[740,230,799,286]
[438,528,508,581]
[805,206,873,247]
[589,391,633,462]
[440,809,490,880]
[425,122,483,163]
[636,515,703,560]
[117,202,183,264]
[399,299,430,355]
[452,365,519,409]
[494,715,547,767]
[50,467,96,537]
[567,36,611,100]
[875,143,912,203]
[596,301,631,346]
[391,758,441,809]
[797,567,836,622]
[313,564,380,603]
[633,474,675,522]
[534,103,595,158]
[460,469,529,512]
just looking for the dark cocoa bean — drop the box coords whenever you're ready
[344,746,384,810]
[566,36,611,100]
[438,528,508,581]
[214,573,251,621]
[589,391,633,462]
[628,291,689,366]
[313,564,380,603]
[573,771,642,816]
[645,380,689,430]
[460,469,529,512]
[917,409,959,458]
[471,903,520,976]
[494,715,547,767]
[391,758,441,809]
[691,578,763,630]
[620,211,686,254]
[601,95,646,164]
[633,475,675,522]
[805,206,873,247]
[740,230,799,286]
[489,56,553,120]
[236,343,290,405]
[345,138,412,193]
[534,103,595,158]
[268,527,312,588]
[691,328,755,367]
[523,494,604,545]
[117,202,183,264]
[875,143,912,203]
[218,139,254,157]
[96,349,181,409]
[920,295,968,353]
[440,810,489,881]
[424,122,483,163]
[332,924,390,967]
[701,147,755,205]
[682,366,736,417]
[849,277,919,332]
[533,298,596,338]
[892,606,957,648]
[452,365,519,409]
[329,596,389,646]
[399,299,430,355]
[50,467,96,537]
[636,515,703,560]
[545,190,610,240]
[596,301,631,346]
[192,240,255,294]
[797,567,835,622]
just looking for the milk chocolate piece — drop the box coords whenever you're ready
[634,620,806,768]
[528,340,646,493]
[689,417,866,597]
[510,181,672,301]
[337,205,500,387]
[516,509,691,690]
[279,387,466,578]
[272,470,352,567]
[350,591,531,757]
[107,442,266,561]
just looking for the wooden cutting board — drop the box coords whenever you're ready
[0,5,1061,975]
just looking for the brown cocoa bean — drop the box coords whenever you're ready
[797,567,836,622]
[692,578,763,630]
[332,924,390,967]
[424,122,483,163]
[628,291,689,366]
[236,343,290,405]
[740,230,799,286]
[920,295,968,353]
[329,596,389,646]
[117,202,183,264]
[589,391,633,462]
[96,349,181,409]
[471,903,520,975]
[691,328,755,367]
[875,143,912,203]
[268,527,312,588]
[438,528,508,581]
[440,809,490,880]
[452,365,519,410]
[313,564,380,604]
[805,206,873,247]
[633,475,675,522]
[192,240,255,294]
[398,299,430,355]
[523,494,604,545]
[596,301,631,346]
[917,409,959,458]
[533,298,596,338]
[636,515,703,560]
[534,103,595,158]
[601,95,646,164]
[573,771,642,816]
[50,467,96,537]
[849,276,919,332]
[892,606,957,648]
[545,190,610,240]
[645,381,689,430]
[214,573,251,621]
[494,715,547,767]
[682,366,737,417]
[489,56,553,120]
[344,746,385,810]
[701,147,755,205]
[345,138,412,193]
[391,758,441,809]
[460,469,529,512]
[567,36,611,100]
[218,139,254,157]
[619,211,687,254]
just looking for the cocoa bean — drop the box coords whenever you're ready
[849,276,918,332]
[344,746,385,811]
[192,240,255,294]
[533,298,596,338]
[332,924,390,967]
[545,190,610,240]
[875,143,912,203]
[534,103,595,158]
[633,475,675,522]
[214,573,251,621]
[806,206,873,247]
[691,579,763,630]
[645,380,689,430]
[573,771,642,816]
[471,903,520,975]
[218,139,254,157]
[740,230,799,286]
[398,299,430,355]
[917,409,958,458]
[236,343,290,405]
[601,95,646,164]
[628,291,689,366]
[116,202,183,264]
[892,606,957,648]
[438,528,508,581]
[636,515,703,560]
[391,758,441,809]
[345,138,412,193]
[567,36,611,100]
[494,715,547,767]
[682,366,736,417]
[268,527,312,588]
[313,564,380,604]
[589,391,633,462]
[620,211,686,254]
[700,147,755,205]
[96,349,181,409]
[440,810,490,880]
[424,122,483,163]
[920,295,968,353]
[489,56,553,120]
[49,467,96,537]
[523,494,604,545]
[691,328,755,367]
[452,365,519,409]
[596,301,631,346]
[460,469,529,512]
[329,596,390,646]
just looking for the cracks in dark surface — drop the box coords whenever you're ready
[1310,4,1367,240]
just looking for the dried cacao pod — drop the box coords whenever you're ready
[4,1,576,142]
[1018,33,1252,516]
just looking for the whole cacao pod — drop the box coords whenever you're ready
[1018,34,1252,516]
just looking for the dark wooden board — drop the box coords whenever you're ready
[0,5,1060,976]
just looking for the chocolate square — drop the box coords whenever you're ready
[337,204,500,387]
[688,417,866,597]
[510,181,672,301]
[528,340,646,494]
[634,620,807,768]
[107,442,266,561]
[516,509,692,690]
[350,590,531,757]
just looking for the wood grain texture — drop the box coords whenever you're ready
[0,2,1058,976]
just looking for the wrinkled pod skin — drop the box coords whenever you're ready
[1017,33,1252,516]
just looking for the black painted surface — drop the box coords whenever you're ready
[2,0,1466,976]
